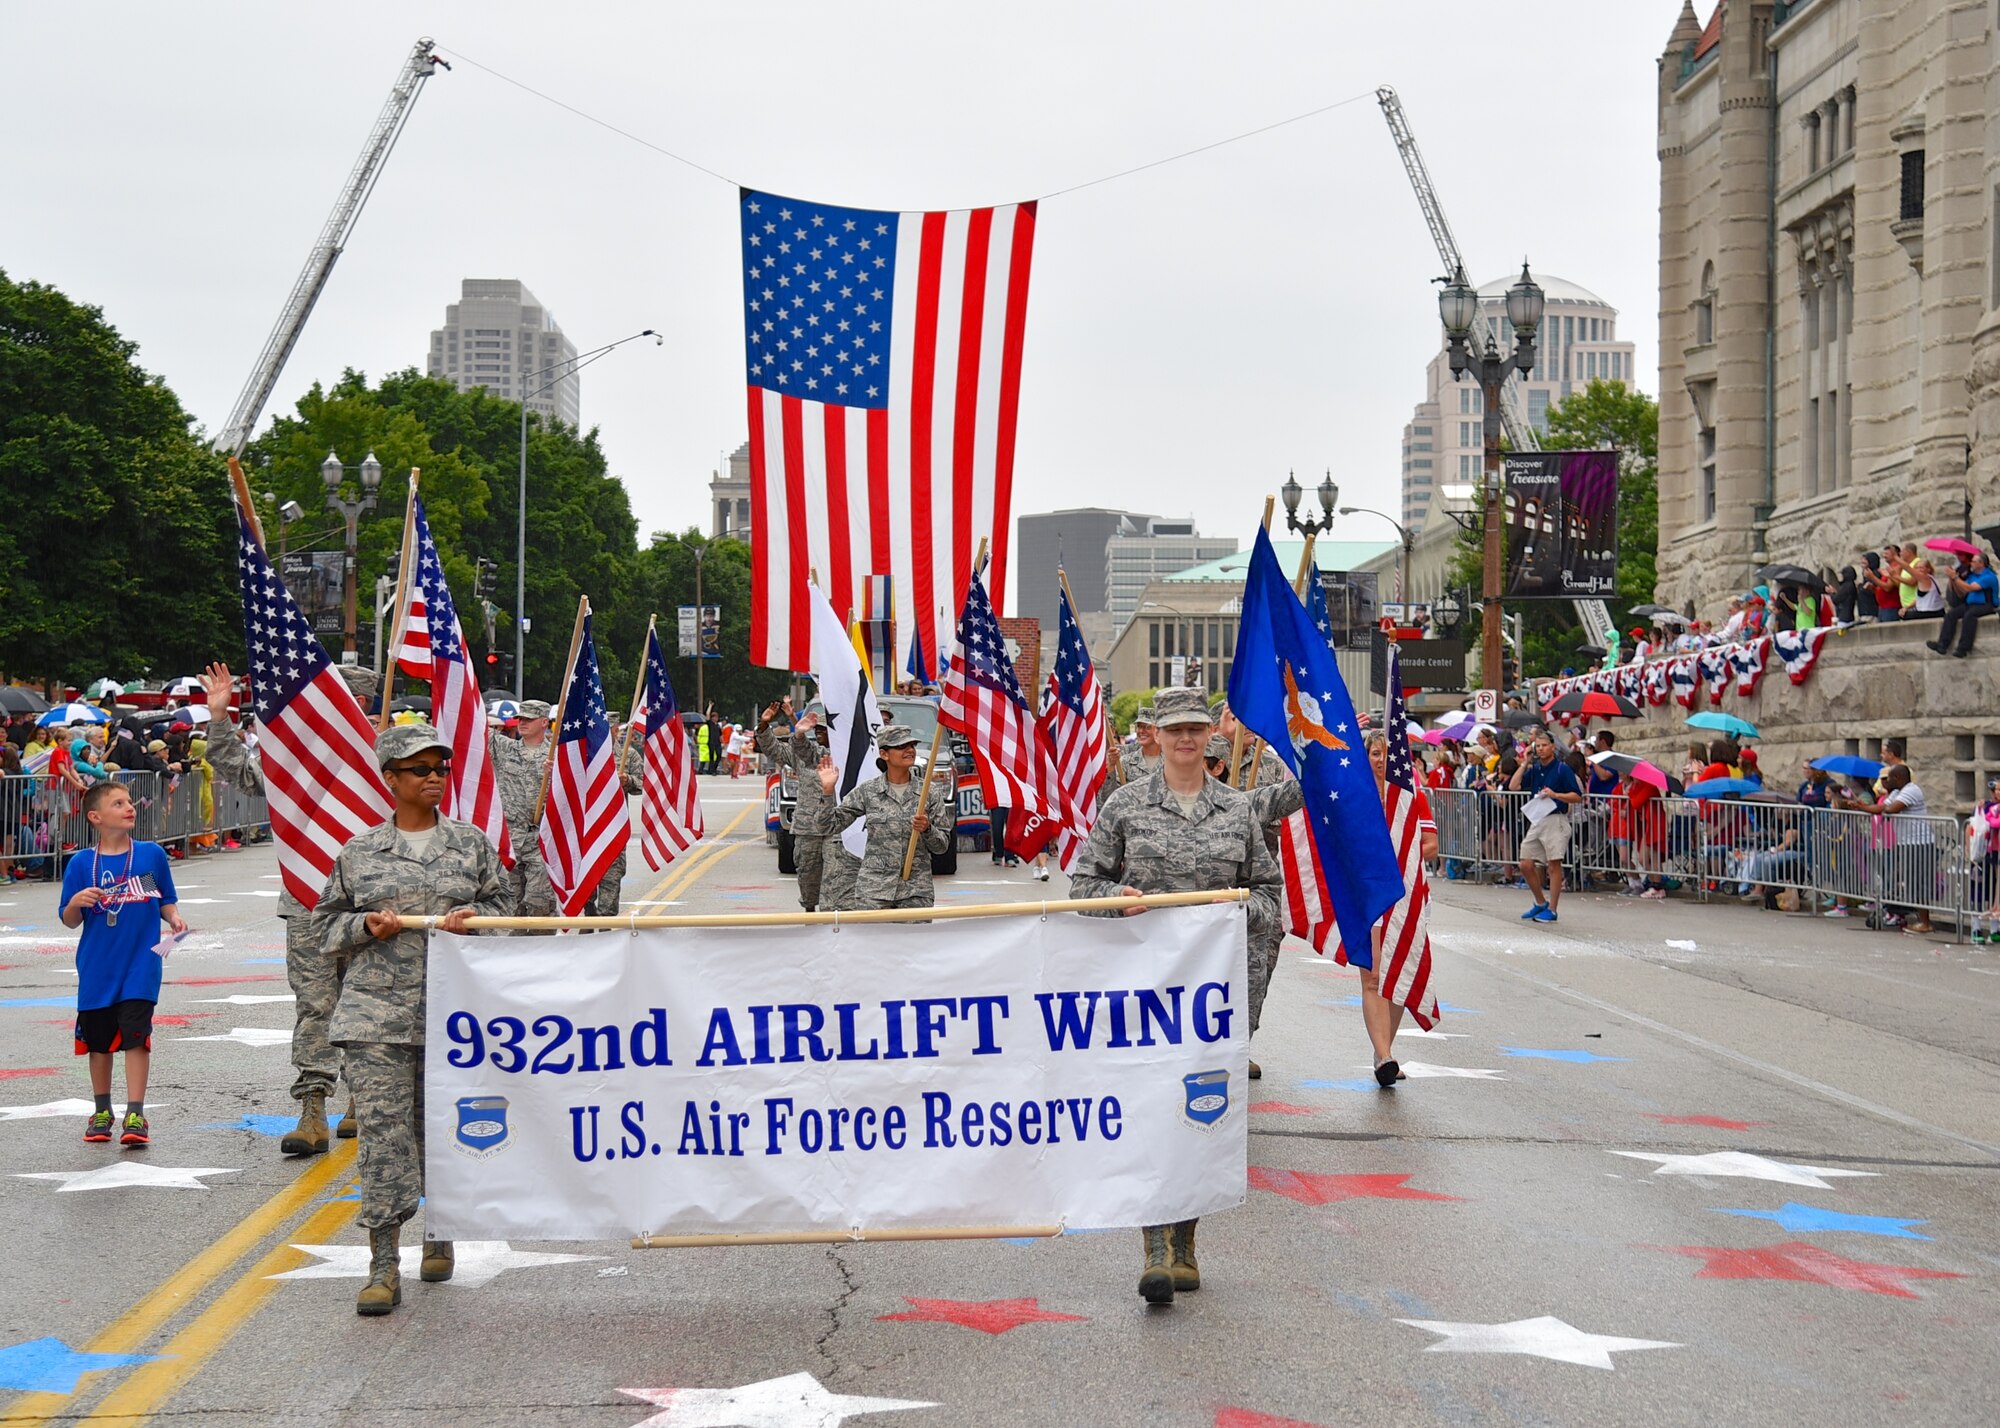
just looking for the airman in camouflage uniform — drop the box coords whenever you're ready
[829,724,956,909]
[200,661,379,1156]
[585,719,643,916]
[489,699,557,931]
[314,723,509,1316]
[1118,707,1161,784]
[1070,687,1281,1308]
[758,709,832,909]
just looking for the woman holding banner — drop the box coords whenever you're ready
[1070,686,1282,1306]
[829,724,957,910]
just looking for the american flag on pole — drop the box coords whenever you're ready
[1330,643,1440,1029]
[739,190,1038,675]
[390,495,512,865]
[636,621,702,871]
[539,604,631,916]
[939,567,1064,862]
[1036,579,1107,871]
[231,490,389,908]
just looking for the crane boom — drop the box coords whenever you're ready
[1374,85,1538,454]
[214,37,445,457]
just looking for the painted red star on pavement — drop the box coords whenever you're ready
[149,1014,219,1028]
[0,1069,59,1080]
[1645,1241,1964,1299]
[876,1297,1087,1335]
[1249,1168,1461,1206]
[1248,1102,1319,1116]
[1215,1408,1328,1428]
[1646,1114,1769,1131]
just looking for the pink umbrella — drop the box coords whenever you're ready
[1925,536,1979,557]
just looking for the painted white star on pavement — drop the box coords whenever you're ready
[270,1240,604,1289]
[1372,1062,1505,1080]
[0,1100,169,1122]
[178,1026,293,1047]
[619,1371,936,1427]
[194,994,296,1005]
[1610,1151,1879,1188]
[16,1163,241,1192]
[1397,1314,1680,1370]
[1394,1029,1469,1040]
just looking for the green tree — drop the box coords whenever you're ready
[1443,379,1660,681]
[1108,687,1157,736]
[0,270,238,685]
[629,531,792,720]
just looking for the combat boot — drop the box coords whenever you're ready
[355,1226,401,1316]
[1169,1219,1201,1292]
[280,1090,329,1157]
[1137,1225,1175,1305]
[420,1239,455,1283]
[336,1092,357,1139]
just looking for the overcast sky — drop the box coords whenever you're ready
[4,2,1684,605]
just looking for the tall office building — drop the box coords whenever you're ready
[1012,507,1150,625]
[1398,275,1636,536]
[426,280,581,427]
[1104,517,1237,637]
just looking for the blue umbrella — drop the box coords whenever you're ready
[35,701,111,727]
[1810,755,1883,780]
[1686,711,1759,739]
[1684,776,1759,799]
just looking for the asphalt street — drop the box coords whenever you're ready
[2,781,1997,1427]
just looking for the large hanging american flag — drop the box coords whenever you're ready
[739,190,1038,675]
[539,604,631,916]
[230,487,389,908]
[1036,578,1107,871]
[939,568,1063,861]
[1331,642,1440,1029]
[391,495,511,865]
[635,621,702,870]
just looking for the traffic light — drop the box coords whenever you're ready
[482,648,515,690]
[474,558,498,600]
[1501,654,1519,691]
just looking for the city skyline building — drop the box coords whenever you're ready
[426,279,581,428]
[1103,517,1237,637]
[1014,507,1153,627]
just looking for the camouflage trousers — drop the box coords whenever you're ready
[505,850,556,937]
[1247,931,1281,1036]
[588,845,628,917]
[820,840,863,912]
[795,835,826,910]
[340,1040,425,1232]
[284,914,348,1102]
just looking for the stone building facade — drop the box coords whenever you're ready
[1657,0,2000,616]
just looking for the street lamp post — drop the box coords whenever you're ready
[319,449,383,664]
[1337,504,1415,611]
[1434,261,1545,693]
[514,329,659,691]
[691,541,708,716]
[1279,470,1340,539]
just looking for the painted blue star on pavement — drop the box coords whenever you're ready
[0,996,77,1010]
[0,1337,168,1393]
[1297,1077,1384,1093]
[1712,1202,1933,1240]
[1501,1047,1630,1064]
[200,1113,344,1138]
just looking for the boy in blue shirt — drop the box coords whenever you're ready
[1507,730,1585,921]
[60,782,186,1145]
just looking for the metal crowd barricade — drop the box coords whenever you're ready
[0,767,270,882]
[1427,786,1970,935]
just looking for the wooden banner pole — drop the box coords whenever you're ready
[899,721,948,880]
[535,594,590,824]
[376,468,421,731]
[618,613,655,769]
[1229,496,1279,789]
[447,886,1247,932]
[226,456,265,546]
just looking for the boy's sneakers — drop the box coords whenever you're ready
[1534,905,1559,923]
[1520,903,1546,920]
[119,1112,149,1147]
[84,1110,115,1143]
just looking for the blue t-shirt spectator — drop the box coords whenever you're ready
[61,842,177,1008]
[1517,756,1583,811]
[1966,567,1999,606]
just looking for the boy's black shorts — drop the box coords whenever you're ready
[74,1000,155,1055]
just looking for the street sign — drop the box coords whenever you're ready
[1391,639,1466,690]
[1472,688,1499,722]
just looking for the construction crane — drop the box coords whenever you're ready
[213,37,447,457]
[1375,85,1538,455]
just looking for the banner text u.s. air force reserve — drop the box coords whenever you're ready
[423,902,1248,1239]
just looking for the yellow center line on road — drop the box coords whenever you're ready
[84,1193,361,1427]
[631,800,760,910]
[2,1140,356,1425]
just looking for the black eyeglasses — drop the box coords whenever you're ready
[390,761,451,780]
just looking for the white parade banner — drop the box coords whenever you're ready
[423,902,1249,1240]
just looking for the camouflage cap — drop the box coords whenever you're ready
[1204,734,1232,760]
[1152,687,1213,729]
[1133,706,1157,726]
[375,722,450,768]
[335,664,380,699]
[516,699,554,721]
[875,723,920,749]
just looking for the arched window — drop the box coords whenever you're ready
[1696,262,1717,345]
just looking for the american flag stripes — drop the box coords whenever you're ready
[538,605,632,916]
[939,568,1063,861]
[636,622,702,871]
[1346,642,1440,1030]
[1037,579,1108,871]
[231,492,389,908]
[1278,809,1337,953]
[391,495,512,866]
[739,190,1038,675]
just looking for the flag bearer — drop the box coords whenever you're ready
[829,724,956,910]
